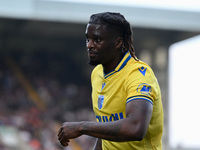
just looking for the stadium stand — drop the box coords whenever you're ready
[0,51,95,150]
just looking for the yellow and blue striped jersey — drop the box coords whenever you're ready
[91,52,163,150]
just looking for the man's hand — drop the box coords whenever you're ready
[57,122,83,146]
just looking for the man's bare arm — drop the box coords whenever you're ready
[58,99,153,146]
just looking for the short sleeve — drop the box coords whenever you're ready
[124,65,159,105]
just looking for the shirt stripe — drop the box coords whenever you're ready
[126,95,153,105]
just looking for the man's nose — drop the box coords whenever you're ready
[87,39,94,49]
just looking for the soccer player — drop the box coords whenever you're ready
[58,12,163,150]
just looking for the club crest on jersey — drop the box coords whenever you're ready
[137,83,152,95]
[98,95,104,110]
[138,66,147,76]
[101,83,106,91]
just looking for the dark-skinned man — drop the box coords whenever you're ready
[58,12,163,150]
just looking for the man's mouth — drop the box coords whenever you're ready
[88,52,98,57]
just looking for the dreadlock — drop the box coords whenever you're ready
[89,12,138,61]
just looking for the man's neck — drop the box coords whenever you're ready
[103,52,125,74]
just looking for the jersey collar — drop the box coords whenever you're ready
[104,52,132,79]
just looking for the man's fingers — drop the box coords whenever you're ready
[58,131,70,147]
[58,127,64,140]
[60,139,70,147]
[57,127,63,137]
[58,131,63,141]
[60,136,70,147]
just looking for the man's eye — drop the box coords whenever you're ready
[94,38,101,43]
[86,38,90,43]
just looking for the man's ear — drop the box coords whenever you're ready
[115,37,123,49]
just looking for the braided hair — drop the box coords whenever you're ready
[89,12,138,60]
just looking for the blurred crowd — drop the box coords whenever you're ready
[0,51,96,150]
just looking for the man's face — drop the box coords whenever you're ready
[85,23,119,66]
